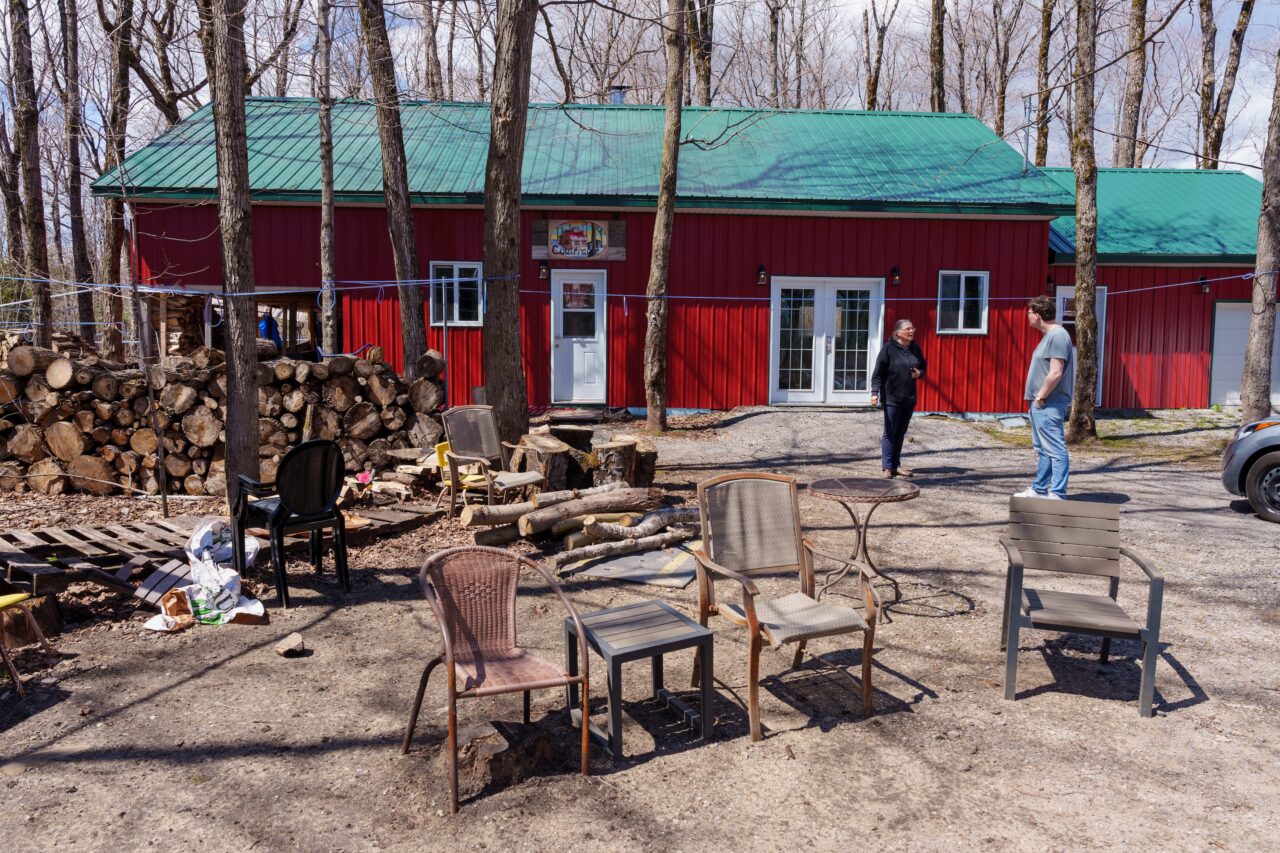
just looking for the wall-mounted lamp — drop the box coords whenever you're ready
[1199,276,1209,295]
[539,260,549,280]
[756,264,768,286]
[890,266,902,287]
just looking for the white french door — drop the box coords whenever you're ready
[551,270,607,403]
[769,277,885,404]
[1056,285,1106,403]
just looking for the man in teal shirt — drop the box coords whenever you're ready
[1015,296,1075,499]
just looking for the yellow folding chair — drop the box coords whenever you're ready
[1,593,59,698]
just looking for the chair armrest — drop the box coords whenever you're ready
[802,539,882,613]
[999,536,1024,570]
[1120,547,1162,583]
[234,475,276,514]
[1121,547,1164,638]
[419,576,455,666]
[445,451,491,469]
[693,549,760,597]
[445,452,494,488]
[802,539,880,579]
[520,556,590,684]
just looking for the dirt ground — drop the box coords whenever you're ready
[2,407,1277,851]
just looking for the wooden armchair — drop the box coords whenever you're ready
[694,472,882,742]
[400,546,590,813]
[439,405,544,517]
[1001,496,1164,717]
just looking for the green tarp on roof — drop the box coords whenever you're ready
[92,98,1074,216]
[1045,167,1262,263]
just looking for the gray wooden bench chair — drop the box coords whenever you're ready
[1000,496,1164,717]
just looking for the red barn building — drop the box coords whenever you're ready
[94,98,1273,414]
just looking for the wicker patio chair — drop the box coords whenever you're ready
[439,406,544,517]
[400,546,591,813]
[693,472,882,742]
[1000,496,1164,716]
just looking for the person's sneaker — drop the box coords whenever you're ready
[895,467,914,478]
[1042,493,1064,500]
[1013,487,1045,498]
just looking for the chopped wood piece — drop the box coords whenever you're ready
[45,421,86,461]
[181,406,222,447]
[343,401,382,440]
[519,488,664,537]
[7,345,60,377]
[549,511,637,538]
[67,455,120,495]
[554,527,696,570]
[6,424,46,464]
[129,428,159,455]
[592,439,637,486]
[473,524,521,546]
[584,506,699,541]
[415,349,446,378]
[407,377,445,413]
[530,481,624,508]
[613,433,659,487]
[27,458,66,494]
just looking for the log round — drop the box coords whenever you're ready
[327,355,354,375]
[407,378,445,414]
[67,455,120,495]
[45,358,76,389]
[45,421,87,462]
[27,458,66,495]
[7,345,60,377]
[415,349,446,378]
[6,424,46,464]
[159,382,198,414]
[129,428,160,455]
[344,402,383,441]
[182,406,222,447]
[324,375,361,413]
[0,373,20,404]
[91,373,120,401]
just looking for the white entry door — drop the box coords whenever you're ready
[1211,301,1280,406]
[1056,285,1106,403]
[551,270,607,403]
[769,277,884,404]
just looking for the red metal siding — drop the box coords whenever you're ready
[134,203,1061,412]
[1049,264,1254,408]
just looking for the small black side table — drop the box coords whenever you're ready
[564,599,713,762]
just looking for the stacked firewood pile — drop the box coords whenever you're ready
[0,343,447,497]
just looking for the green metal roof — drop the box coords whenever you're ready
[1045,167,1262,264]
[92,98,1074,216]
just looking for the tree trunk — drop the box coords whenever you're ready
[1067,0,1099,444]
[689,0,714,106]
[929,0,945,112]
[98,0,135,362]
[482,0,537,443]
[357,0,428,378]
[1112,0,1147,168]
[205,0,261,502]
[10,0,53,347]
[1240,49,1280,422]
[644,0,687,433]
[317,0,340,355]
[0,122,22,265]
[1197,0,1255,169]
[422,0,445,99]
[60,0,96,343]
[767,1,781,108]
[1034,0,1053,166]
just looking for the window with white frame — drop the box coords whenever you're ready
[936,270,989,334]
[429,262,484,326]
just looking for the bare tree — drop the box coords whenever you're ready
[1196,0,1253,169]
[644,0,688,433]
[0,118,23,266]
[1067,0,1099,443]
[60,0,96,341]
[688,0,713,105]
[422,0,445,99]
[10,0,53,347]
[1112,0,1148,167]
[929,0,945,111]
[97,0,134,362]
[862,0,900,110]
[767,0,782,107]
[357,0,428,379]
[317,0,339,354]
[1239,48,1279,421]
[1034,0,1054,164]
[204,0,260,501]
[483,0,537,442]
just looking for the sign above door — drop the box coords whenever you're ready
[532,219,627,261]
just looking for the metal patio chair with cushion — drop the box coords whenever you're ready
[400,546,591,813]
[231,439,350,609]
[1000,495,1164,717]
[694,472,883,742]
[439,405,544,517]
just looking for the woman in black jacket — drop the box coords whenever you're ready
[869,319,927,478]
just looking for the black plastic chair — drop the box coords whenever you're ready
[231,440,349,608]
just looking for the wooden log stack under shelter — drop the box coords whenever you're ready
[0,344,449,497]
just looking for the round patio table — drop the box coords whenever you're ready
[807,477,920,606]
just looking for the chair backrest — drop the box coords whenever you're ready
[441,405,502,464]
[434,441,451,470]
[1008,496,1122,577]
[421,546,520,663]
[275,440,345,516]
[697,473,804,576]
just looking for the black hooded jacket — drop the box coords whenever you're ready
[870,339,927,406]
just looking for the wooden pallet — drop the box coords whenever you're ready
[0,505,441,596]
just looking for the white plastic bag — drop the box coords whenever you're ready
[185,517,260,568]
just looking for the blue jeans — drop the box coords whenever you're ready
[881,403,914,471]
[1029,400,1070,497]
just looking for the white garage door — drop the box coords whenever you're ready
[1210,302,1280,406]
